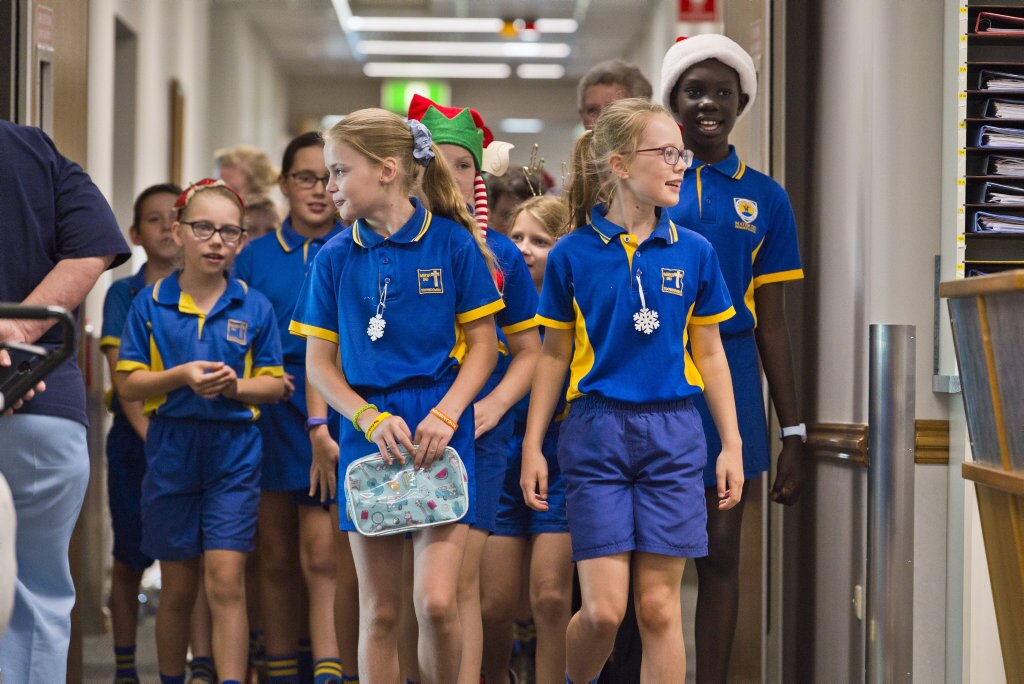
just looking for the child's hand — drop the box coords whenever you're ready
[472,396,507,438]
[520,446,549,512]
[216,365,240,399]
[360,410,414,466]
[180,361,233,397]
[412,411,456,469]
[282,372,296,402]
[716,446,744,510]
[309,425,339,503]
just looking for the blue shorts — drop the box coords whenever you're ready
[557,395,708,561]
[493,425,568,537]
[695,331,769,488]
[472,409,514,533]
[338,375,476,532]
[105,415,153,569]
[141,417,261,560]
[258,401,311,492]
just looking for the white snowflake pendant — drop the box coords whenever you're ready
[633,307,660,335]
[367,313,387,341]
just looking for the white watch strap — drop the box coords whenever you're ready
[780,423,807,442]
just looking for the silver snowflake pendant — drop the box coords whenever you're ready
[633,307,660,335]
[367,314,386,341]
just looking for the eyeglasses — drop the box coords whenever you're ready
[288,171,330,189]
[635,146,694,167]
[180,220,246,244]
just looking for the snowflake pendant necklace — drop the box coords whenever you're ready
[367,278,390,341]
[632,269,660,334]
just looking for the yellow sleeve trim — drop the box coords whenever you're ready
[288,321,340,343]
[690,306,736,326]
[501,318,539,335]
[535,314,575,330]
[99,336,121,350]
[753,269,805,288]
[455,298,505,324]
[115,360,150,372]
[253,366,285,378]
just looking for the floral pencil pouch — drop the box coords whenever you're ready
[344,446,468,536]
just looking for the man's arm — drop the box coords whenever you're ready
[1,256,114,345]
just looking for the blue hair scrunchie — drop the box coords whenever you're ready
[406,119,435,168]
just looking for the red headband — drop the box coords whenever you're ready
[175,178,246,215]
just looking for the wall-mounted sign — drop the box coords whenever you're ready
[678,0,716,23]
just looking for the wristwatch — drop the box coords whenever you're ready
[779,423,807,442]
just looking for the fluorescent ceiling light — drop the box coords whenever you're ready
[500,118,545,134]
[517,64,566,79]
[348,17,504,32]
[535,19,579,33]
[363,62,512,79]
[358,40,571,59]
[345,16,578,33]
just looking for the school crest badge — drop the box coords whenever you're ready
[733,197,758,224]
[226,319,248,345]
[418,268,444,294]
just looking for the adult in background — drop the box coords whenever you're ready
[576,59,653,130]
[0,120,130,682]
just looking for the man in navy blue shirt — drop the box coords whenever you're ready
[0,120,130,682]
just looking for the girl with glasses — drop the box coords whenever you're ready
[522,98,743,683]
[116,179,286,684]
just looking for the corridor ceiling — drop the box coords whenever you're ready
[221,0,661,80]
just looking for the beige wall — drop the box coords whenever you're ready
[286,76,581,185]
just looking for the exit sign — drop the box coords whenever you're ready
[678,0,716,22]
[381,80,451,114]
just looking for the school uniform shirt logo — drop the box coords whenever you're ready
[733,198,758,232]
[661,268,685,296]
[226,319,248,345]
[418,268,444,294]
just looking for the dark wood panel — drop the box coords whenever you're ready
[915,419,950,465]
[806,422,869,467]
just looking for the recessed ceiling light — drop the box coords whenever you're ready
[516,64,566,79]
[362,62,512,79]
[358,40,571,59]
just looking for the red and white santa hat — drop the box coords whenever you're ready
[659,34,758,123]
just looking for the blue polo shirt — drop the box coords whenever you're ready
[668,146,803,334]
[289,197,504,392]
[100,264,152,415]
[488,229,539,378]
[0,121,130,426]
[116,272,284,421]
[536,205,734,404]
[233,217,344,415]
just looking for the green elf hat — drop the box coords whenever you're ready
[407,94,492,169]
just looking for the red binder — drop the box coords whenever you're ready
[976,12,1024,34]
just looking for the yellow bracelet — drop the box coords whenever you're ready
[364,412,392,442]
[429,407,458,431]
[351,403,378,432]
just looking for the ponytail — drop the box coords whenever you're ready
[565,129,603,231]
[421,143,498,273]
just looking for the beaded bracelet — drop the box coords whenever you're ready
[364,412,392,442]
[351,403,378,432]
[429,407,458,431]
